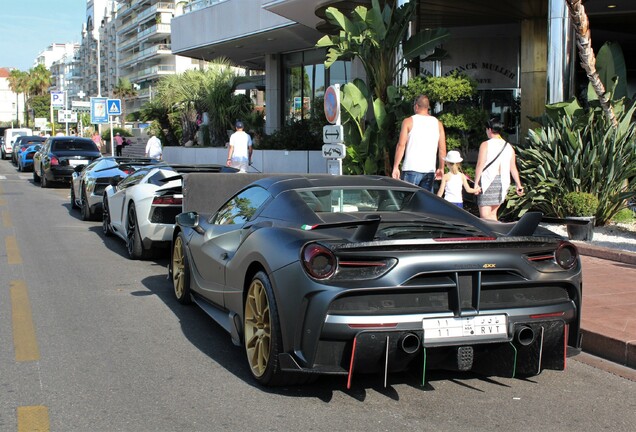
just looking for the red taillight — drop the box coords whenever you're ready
[50,156,60,166]
[152,196,182,205]
[302,243,336,279]
[348,323,398,329]
[529,312,565,319]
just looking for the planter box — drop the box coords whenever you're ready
[566,216,595,241]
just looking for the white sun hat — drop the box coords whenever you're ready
[444,150,463,164]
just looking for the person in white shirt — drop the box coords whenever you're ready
[226,121,252,172]
[437,150,480,208]
[145,134,163,160]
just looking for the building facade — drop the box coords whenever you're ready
[170,0,636,140]
[0,68,26,125]
[114,0,200,115]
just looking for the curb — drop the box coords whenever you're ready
[577,243,636,369]
[580,330,636,369]
[576,243,636,265]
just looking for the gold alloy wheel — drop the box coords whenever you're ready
[172,236,185,298]
[244,279,271,378]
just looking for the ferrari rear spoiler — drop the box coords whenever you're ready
[302,215,382,242]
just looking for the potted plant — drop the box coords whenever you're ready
[563,192,599,241]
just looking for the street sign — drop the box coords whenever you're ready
[51,91,64,108]
[57,110,77,123]
[107,99,122,116]
[322,143,346,159]
[72,101,91,112]
[91,97,108,124]
[323,124,343,144]
[324,84,340,124]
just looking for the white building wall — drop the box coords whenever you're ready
[0,73,26,125]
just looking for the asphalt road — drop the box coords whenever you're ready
[0,159,635,432]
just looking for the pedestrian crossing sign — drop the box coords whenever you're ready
[107,99,122,116]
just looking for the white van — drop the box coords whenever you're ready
[2,128,34,159]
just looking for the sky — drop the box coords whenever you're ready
[0,0,87,71]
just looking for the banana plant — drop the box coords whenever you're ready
[316,0,449,175]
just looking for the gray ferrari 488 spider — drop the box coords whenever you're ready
[169,173,581,387]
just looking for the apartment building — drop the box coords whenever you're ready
[115,0,199,114]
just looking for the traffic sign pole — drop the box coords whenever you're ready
[323,85,344,175]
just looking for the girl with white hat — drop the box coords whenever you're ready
[437,150,480,208]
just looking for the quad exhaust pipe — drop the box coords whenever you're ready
[399,332,421,354]
[515,326,536,346]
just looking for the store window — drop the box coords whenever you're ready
[283,50,350,123]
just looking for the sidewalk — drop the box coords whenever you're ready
[578,244,636,368]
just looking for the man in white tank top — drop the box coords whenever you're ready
[392,95,446,192]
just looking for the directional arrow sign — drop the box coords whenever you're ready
[323,124,343,144]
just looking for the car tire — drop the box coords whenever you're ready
[244,271,295,387]
[70,184,79,209]
[126,203,150,260]
[33,168,40,183]
[102,195,113,237]
[171,233,192,305]
[80,188,93,221]
[40,169,48,188]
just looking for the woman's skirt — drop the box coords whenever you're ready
[478,175,503,206]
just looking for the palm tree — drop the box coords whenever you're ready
[112,78,138,126]
[7,69,29,126]
[565,0,617,127]
[27,64,52,96]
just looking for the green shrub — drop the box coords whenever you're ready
[612,208,635,223]
[503,97,636,225]
[563,192,599,217]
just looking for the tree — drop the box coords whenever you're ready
[112,78,138,126]
[27,64,51,96]
[565,0,618,127]
[316,0,449,174]
[7,69,28,125]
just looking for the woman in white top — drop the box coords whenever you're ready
[437,150,480,208]
[474,118,524,221]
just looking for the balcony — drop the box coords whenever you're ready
[183,0,228,14]
[130,64,176,81]
[137,2,175,24]
[137,23,171,43]
[120,44,172,68]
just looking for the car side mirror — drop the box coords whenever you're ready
[176,211,205,234]
[74,165,85,173]
[109,175,123,186]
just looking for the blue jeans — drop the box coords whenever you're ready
[402,171,435,192]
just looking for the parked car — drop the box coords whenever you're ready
[71,156,162,221]
[102,164,238,259]
[11,136,46,167]
[169,174,582,387]
[17,144,43,172]
[33,136,101,188]
[2,127,33,159]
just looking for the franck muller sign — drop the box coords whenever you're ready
[423,37,519,89]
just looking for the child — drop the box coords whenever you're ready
[437,150,480,208]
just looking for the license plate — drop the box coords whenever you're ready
[69,159,88,167]
[422,314,508,344]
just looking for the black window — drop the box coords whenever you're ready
[212,186,271,225]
